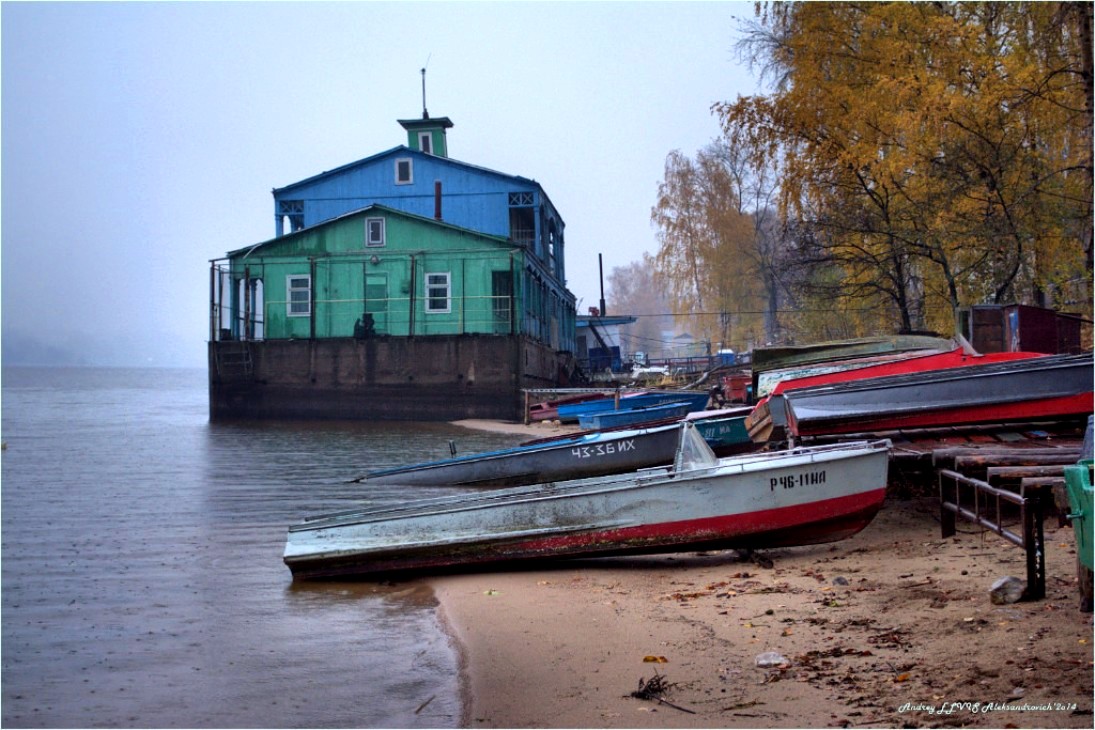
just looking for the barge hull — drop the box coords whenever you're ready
[209,335,562,422]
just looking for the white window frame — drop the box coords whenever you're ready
[286,275,311,317]
[417,131,432,155]
[365,217,386,247]
[395,157,413,185]
[425,272,451,314]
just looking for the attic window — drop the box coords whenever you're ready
[418,132,432,155]
[396,158,413,185]
[365,217,386,247]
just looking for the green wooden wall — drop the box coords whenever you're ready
[226,207,536,341]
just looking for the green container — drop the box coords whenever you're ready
[1065,460,1093,571]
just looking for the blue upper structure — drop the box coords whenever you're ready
[271,114,567,286]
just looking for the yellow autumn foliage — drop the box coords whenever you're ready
[711,1,1091,341]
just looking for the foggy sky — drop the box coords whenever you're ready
[1,1,755,368]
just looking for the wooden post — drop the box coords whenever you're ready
[209,263,217,341]
[309,258,317,340]
[1023,489,1047,600]
[940,471,956,538]
[409,254,416,336]
[243,266,251,341]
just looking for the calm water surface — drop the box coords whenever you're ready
[1,367,525,728]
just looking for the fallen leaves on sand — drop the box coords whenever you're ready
[643,655,668,663]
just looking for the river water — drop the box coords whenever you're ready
[1,366,525,728]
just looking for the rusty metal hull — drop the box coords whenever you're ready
[284,428,892,580]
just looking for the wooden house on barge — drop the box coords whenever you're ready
[209,112,577,421]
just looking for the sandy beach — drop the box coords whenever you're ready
[437,421,1093,728]
[451,419,583,439]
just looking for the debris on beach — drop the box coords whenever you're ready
[630,673,696,714]
[989,575,1025,604]
[755,651,791,668]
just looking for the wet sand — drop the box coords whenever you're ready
[431,492,1093,728]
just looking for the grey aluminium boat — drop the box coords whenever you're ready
[285,423,892,580]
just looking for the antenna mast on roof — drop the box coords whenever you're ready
[420,54,431,119]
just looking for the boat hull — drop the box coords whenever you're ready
[364,425,683,487]
[578,400,694,430]
[557,391,707,421]
[784,354,1093,436]
[285,437,891,579]
[695,414,752,455]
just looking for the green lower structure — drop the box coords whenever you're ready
[1065,460,1093,571]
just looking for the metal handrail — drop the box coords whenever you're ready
[939,467,1047,600]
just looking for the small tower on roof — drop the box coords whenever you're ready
[399,66,452,157]
[398,115,453,157]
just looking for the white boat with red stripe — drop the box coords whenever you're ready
[284,423,891,580]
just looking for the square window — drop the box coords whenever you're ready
[366,217,385,247]
[396,158,413,185]
[425,272,451,313]
[287,275,311,317]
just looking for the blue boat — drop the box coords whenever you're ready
[522,407,754,455]
[578,400,696,430]
[557,391,709,422]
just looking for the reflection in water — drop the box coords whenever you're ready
[2,367,524,728]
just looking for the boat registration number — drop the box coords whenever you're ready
[770,470,826,491]
[571,440,636,458]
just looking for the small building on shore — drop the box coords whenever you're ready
[576,312,638,375]
[209,112,577,421]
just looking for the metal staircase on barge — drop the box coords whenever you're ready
[213,341,254,382]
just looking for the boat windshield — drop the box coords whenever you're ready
[674,422,719,473]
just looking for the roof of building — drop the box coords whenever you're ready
[577,315,638,327]
[224,202,516,260]
[271,145,562,221]
[397,115,454,130]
